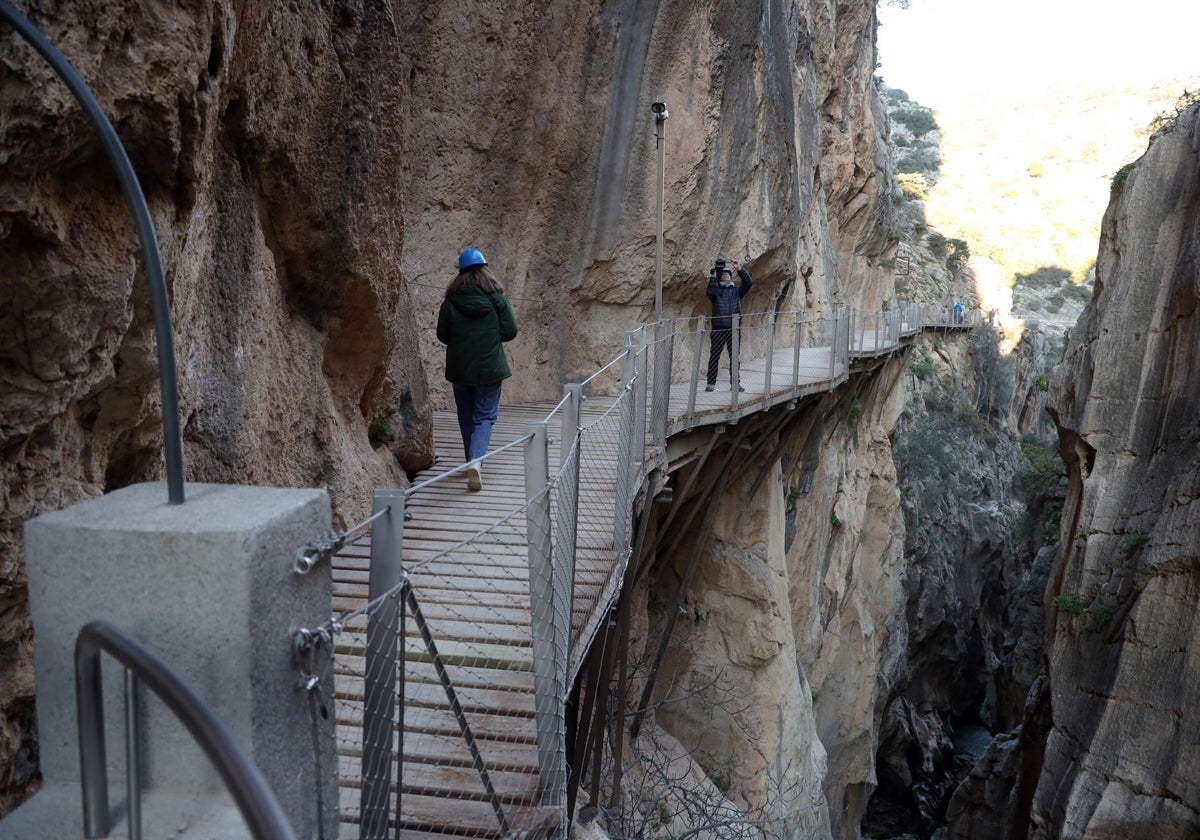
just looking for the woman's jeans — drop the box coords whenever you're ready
[452,382,503,462]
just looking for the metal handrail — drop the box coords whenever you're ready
[75,621,295,840]
[0,1,185,504]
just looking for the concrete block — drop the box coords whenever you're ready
[6,482,337,839]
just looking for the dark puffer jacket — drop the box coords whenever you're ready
[436,287,519,385]
[707,268,752,329]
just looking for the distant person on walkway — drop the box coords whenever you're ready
[953,300,965,324]
[437,248,518,491]
[706,258,752,391]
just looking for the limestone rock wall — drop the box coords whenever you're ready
[614,356,912,838]
[394,0,894,396]
[1,0,433,809]
[1,0,895,821]
[1034,104,1200,837]
[867,323,1054,835]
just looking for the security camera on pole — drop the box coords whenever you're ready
[651,101,668,321]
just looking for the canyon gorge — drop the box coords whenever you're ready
[1,1,1197,838]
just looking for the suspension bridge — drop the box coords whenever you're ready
[293,303,974,839]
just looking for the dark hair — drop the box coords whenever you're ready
[446,265,504,297]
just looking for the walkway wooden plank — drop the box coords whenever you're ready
[331,399,624,837]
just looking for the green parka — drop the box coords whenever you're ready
[436,287,518,385]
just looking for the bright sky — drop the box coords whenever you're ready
[876,0,1200,107]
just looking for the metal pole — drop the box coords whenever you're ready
[615,337,636,550]
[842,307,850,372]
[76,630,110,837]
[635,329,649,451]
[360,491,405,840]
[651,319,671,449]
[559,384,581,666]
[0,1,185,504]
[524,421,564,806]
[731,313,741,409]
[125,669,143,840]
[402,584,511,835]
[830,309,840,376]
[75,622,296,840]
[395,586,406,840]
[792,316,802,391]
[652,102,669,322]
[688,316,704,422]
[762,309,776,399]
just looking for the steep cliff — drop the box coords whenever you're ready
[1031,103,1200,837]
[1,0,905,827]
[865,320,1058,837]
[610,354,911,839]
[1,0,433,810]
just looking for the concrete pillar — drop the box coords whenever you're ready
[0,482,336,839]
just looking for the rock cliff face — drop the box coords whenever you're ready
[1,0,433,809]
[618,356,911,839]
[1032,104,1200,837]
[860,321,1055,836]
[1,0,903,825]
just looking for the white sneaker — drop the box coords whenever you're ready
[466,461,483,492]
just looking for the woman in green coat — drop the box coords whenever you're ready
[436,248,518,491]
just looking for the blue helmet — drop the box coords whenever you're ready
[458,248,488,270]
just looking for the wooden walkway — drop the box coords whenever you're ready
[329,321,941,837]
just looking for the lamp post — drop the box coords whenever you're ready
[651,101,668,322]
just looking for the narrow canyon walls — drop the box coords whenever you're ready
[1,0,899,823]
[1036,104,1200,837]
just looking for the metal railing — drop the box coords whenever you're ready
[75,621,295,840]
[292,300,968,838]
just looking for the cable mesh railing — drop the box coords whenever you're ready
[311,497,567,836]
[289,300,964,838]
[574,383,636,674]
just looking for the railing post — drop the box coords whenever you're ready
[792,314,802,392]
[651,319,672,449]
[843,307,851,370]
[77,639,109,837]
[730,312,741,409]
[688,316,704,422]
[635,327,649,449]
[762,309,776,399]
[831,311,840,379]
[524,421,565,806]
[840,307,849,374]
[125,669,142,840]
[559,384,581,665]
[360,489,406,840]
[615,336,636,551]
[561,383,581,472]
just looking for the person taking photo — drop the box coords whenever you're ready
[706,258,752,391]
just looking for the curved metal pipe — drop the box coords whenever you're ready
[0,0,185,503]
[75,621,296,839]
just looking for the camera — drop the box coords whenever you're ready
[714,257,732,271]
[651,101,669,119]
